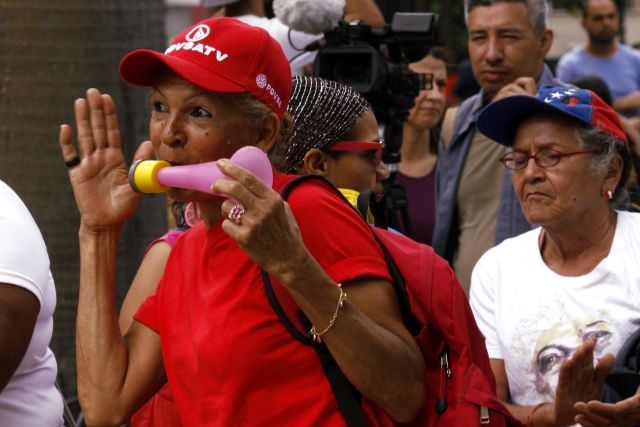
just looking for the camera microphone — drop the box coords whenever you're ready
[273,0,344,34]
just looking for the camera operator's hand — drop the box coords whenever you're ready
[492,77,537,102]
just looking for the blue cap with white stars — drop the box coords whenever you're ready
[477,85,628,146]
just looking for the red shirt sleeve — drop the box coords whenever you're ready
[286,178,391,284]
[134,288,160,333]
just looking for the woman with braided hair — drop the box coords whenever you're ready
[281,76,390,219]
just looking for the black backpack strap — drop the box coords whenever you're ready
[261,270,310,344]
[261,269,367,427]
[281,173,420,336]
[262,175,420,426]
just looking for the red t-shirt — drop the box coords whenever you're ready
[132,229,186,427]
[135,174,391,426]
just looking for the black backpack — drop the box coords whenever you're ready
[603,326,640,403]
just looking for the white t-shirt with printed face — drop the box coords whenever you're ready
[470,211,640,406]
[0,180,63,426]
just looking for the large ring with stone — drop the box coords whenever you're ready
[64,156,81,169]
[228,204,245,224]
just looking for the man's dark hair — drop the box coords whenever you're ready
[580,0,619,18]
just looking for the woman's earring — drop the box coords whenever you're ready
[605,190,613,201]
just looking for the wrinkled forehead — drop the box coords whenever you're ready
[513,112,583,148]
[467,1,534,32]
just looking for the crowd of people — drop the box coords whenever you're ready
[2,0,640,425]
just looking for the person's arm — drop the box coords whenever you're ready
[0,284,39,392]
[59,88,166,425]
[213,160,425,423]
[343,0,385,28]
[613,91,640,113]
[119,241,172,334]
[76,226,167,425]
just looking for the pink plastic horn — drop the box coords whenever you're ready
[128,146,273,194]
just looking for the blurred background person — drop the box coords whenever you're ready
[394,47,451,245]
[556,0,640,125]
[471,85,640,426]
[0,179,63,426]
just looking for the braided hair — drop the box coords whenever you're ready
[281,76,370,173]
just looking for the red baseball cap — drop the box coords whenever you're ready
[119,17,291,118]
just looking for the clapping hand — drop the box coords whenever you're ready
[575,386,640,426]
[549,337,614,426]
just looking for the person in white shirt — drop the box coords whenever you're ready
[470,85,640,426]
[0,180,63,426]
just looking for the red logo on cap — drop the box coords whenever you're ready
[186,25,210,42]
[566,97,579,106]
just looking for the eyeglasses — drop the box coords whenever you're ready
[499,148,601,170]
[327,139,384,167]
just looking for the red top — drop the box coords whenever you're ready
[131,229,186,427]
[135,173,391,426]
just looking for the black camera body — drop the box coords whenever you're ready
[312,12,440,234]
[313,12,440,165]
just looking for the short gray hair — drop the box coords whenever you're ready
[464,0,549,36]
[576,125,631,206]
[229,92,293,168]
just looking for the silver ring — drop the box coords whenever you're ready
[228,204,245,224]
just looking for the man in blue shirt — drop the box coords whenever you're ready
[433,0,562,293]
[556,0,640,118]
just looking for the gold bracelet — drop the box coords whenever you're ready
[310,283,347,344]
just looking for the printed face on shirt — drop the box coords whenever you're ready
[148,71,261,202]
[467,2,550,98]
[533,318,614,398]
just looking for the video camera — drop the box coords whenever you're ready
[313,12,440,165]
[313,12,440,234]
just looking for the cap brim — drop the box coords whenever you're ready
[119,49,245,94]
[477,95,588,146]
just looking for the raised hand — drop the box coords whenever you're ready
[59,88,154,232]
[549,337,614,426]
[492,76,537,102]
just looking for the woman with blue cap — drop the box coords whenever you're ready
[470,85,640,426]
